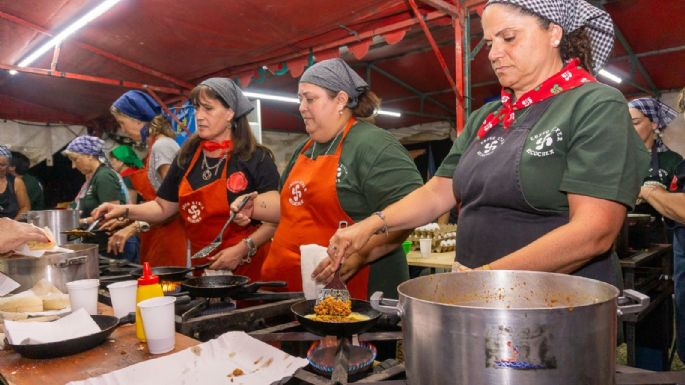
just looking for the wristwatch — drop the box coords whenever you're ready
[243,237,257,257]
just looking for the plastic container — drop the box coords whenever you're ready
[135,262,164,342]
[402,240,413,255]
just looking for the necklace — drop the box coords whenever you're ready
[201,153,225,181]
[312,129,344,158]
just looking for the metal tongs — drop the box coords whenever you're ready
[190,195,254,260]
[61,214,104,238]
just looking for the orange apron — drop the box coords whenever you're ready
[177,145,268,280]
[128,144,187,267]
[265,118,369,299]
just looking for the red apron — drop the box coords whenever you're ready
[177,145,268,280]
[265,118,369,299]
[128,145,187,267]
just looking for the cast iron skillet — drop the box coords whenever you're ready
[129,263,210,281]
[181,275,288,298]
[291,299,381,337]
[8,313,135,359]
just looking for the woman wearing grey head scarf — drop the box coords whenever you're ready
[92,78,280,281]
[232,58,423,299]
[0,146,30,219]
[328,0,648,291]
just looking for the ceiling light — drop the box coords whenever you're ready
[11,0,122,74]
[597,69,622,84]
[244,90,401,117]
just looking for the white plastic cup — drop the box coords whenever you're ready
[138,296,177,354]
[419,238,432,258]
[66,279,99,315]
[107,280,137,318]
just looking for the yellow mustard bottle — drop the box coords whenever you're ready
[135,262,164,342]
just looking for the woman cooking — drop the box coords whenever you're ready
[109,145,145,204]
[327,0,648,286]
[233,58,423,299]
[92,78,279,279]
[105,91,188,267]
[628,97,681,244]
[0,146,30,219]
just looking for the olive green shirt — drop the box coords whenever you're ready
[71,166,127,218]
[437,82,649,211]
[281,120,423,298]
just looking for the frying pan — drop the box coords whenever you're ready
[129,263,210,282]
[7,313,135,359]
[181,275,288,298]
[291,299,381,337]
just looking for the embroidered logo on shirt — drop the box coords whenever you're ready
[477,136,505,157]
[226,171,248,193]
[337,163,349,183]
[181,200,205,224]
[526,127,563,157]
[288,180,307,206]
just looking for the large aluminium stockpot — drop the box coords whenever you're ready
[26,209,81,246]
[371,271,648,385]
[0,243,99,293]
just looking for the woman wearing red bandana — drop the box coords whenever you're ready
[328,0,649,287]
[92,78,279,280]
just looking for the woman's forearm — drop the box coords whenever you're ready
[248,222,277,248]
[358,229,413,265]
[126,198,178,224]
[643,187,685,223]
[251,191,281,223]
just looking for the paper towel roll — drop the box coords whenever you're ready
[300,244,328,300]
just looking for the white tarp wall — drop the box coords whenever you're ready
[0,120,87,166]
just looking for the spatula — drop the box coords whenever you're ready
[190,195,253,260]
[317,221,351,306]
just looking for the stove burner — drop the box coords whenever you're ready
[201,299,236,316]
[307,338,376,378]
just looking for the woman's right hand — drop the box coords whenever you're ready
[327,217,379,270]
[91,203,127,222]
[230,192,258,224]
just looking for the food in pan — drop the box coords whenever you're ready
[305,296,369,322]
[313,295,352,316]
[0,294,43,313]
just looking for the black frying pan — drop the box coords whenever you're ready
[181,275,288,298]
[129,263,210,282]
[291,299,381,337]
[8,313,135,359]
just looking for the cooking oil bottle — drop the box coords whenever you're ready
[135,262,164,341]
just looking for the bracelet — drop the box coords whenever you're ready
[373,211,389,237]
[123,207,129,219]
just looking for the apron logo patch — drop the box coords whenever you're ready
[337,163,349,183]
[288,180,307,206]
[226,171,248,193]
[477,136,505,157]
[181,200,205,224]
[526,127,563,157]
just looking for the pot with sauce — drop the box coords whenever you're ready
[371,271,648,385]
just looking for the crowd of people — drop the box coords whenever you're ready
[3,0,685,369]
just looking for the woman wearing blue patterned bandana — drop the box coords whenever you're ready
[328,0,648,290]
[0,146,30,219]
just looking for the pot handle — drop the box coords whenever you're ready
[370,291,403,317]
[617,289,650,318]
[53,255,88,268]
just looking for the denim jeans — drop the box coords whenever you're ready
[673,227,685,360]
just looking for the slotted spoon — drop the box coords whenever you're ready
[317,221,351,305]
[190,195,253,260]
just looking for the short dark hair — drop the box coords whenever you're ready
[10,151,30,175]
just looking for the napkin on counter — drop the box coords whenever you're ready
[300,244,329,300]
[0,272,20,296]
[4,308,100,345]
[66,331,309,385]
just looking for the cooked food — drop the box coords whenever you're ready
[42,293,70,310]
[31,279,63,297]
[314,295,352,317]
[305,312,370,323]
[0,294,43,313]
[26,227,56,251]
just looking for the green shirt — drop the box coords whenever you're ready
[21,174,45,210]
[436,82,649,211]
[72,166,127,217]
[281,120,423,298]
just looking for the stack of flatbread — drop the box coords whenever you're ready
[0,279,70,320]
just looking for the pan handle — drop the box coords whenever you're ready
[189,263,210,272]
[370,291,402,317]
[617,289,650,318]
[118,312,136,325]
[241,281,288,293]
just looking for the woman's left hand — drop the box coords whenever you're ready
[107,223,137,255]
[207,243,248,270]
[99,217,133,231]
